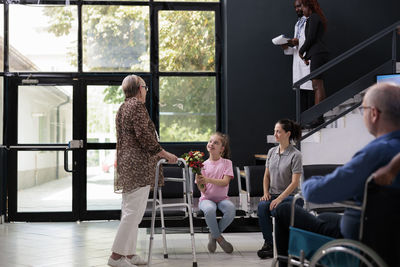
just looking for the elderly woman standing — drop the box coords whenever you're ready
[108,75,177,267]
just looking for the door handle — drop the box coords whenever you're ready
[2,141,83,173]
[64,140,84,173]
[64,149,73,173]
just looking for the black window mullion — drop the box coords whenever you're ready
[152,2,219,11]
[78,2,83,73]
[74,79,85,219]
[215,5,223,132]
[4,77,17,221]
[150,4,160,131]
[3,3,8,72]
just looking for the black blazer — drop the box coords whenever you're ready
[299,13,329,60]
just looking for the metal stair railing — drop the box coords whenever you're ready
[0,146,5,223]
[295,20,399,139]
[300,60,392,127]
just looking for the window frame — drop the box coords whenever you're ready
[1,0,222,222]
[1,0,222,144]
[153,4,222,142]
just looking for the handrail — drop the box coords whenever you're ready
[300,60,391,125]
[293,20,400,89]
[295,20,399,132]
[301,101,360,141]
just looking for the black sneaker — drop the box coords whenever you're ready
[257,242,273,259]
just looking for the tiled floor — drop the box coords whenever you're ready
[0,221,273,267]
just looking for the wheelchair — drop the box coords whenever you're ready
[271,175,400,267]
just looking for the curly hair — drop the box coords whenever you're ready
[302,0,327,30]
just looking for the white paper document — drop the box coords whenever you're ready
[272,34,290,45]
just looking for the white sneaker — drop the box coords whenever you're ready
[108,257,137,267]
[129,255,147,265]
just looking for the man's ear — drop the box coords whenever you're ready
[371,107,380,123]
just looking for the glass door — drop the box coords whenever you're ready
[6,75,153,221]
[80,75,153,220]
[6,77,79,221]
[85,83,121,215]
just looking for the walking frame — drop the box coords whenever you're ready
[148,158,198,267]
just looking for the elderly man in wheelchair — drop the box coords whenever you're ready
[272,82,400,267]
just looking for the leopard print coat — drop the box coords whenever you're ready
[115,97,163,193]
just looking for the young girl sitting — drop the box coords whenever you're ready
[196,132,236,254]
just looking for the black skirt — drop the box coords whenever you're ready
[310,52,329,79]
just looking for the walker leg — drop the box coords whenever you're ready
[159,188,168,258]
[148,196,157,267]
[187,203,197,266]
[185,167,197,266]
[148,166,162,267]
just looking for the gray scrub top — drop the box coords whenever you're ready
[266,144,303,195]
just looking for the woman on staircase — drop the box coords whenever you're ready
[299,0,329,127]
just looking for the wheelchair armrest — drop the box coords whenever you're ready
[290,193,305,227]
[332,200,362,210]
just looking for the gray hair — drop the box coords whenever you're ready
[122,74,143,98]
[365,82,400,126]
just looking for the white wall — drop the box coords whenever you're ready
[301,112,374,165]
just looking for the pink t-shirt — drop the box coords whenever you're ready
[199,157,234,203]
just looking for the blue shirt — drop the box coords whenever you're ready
[302,130,400,239]
[295,16,307,39]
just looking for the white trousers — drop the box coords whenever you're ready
[112,185,150,255]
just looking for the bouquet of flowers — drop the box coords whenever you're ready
[182,150,205,188]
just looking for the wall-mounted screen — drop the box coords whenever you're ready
[376,73,400,85]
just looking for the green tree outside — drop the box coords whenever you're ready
[44,5,216,142]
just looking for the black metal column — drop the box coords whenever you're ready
[0,147,6,221]
[392,29,397,73]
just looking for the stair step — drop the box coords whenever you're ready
[323,90,366,118]
[301,131,321,143]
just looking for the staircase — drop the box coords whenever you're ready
[294,21,399,164]
[300,100,374,165]
[267,60,399,165]
[266,93,374,165]
[295,21,399,127]
[267,23,400,165]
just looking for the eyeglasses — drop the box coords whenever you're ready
[140,85,149,92]
[358,106,381,115]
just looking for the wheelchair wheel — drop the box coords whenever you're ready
[310,239,387,267]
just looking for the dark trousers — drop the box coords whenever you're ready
[257,196,304,245]
[300,89,314,112]
[274,202,342,263]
